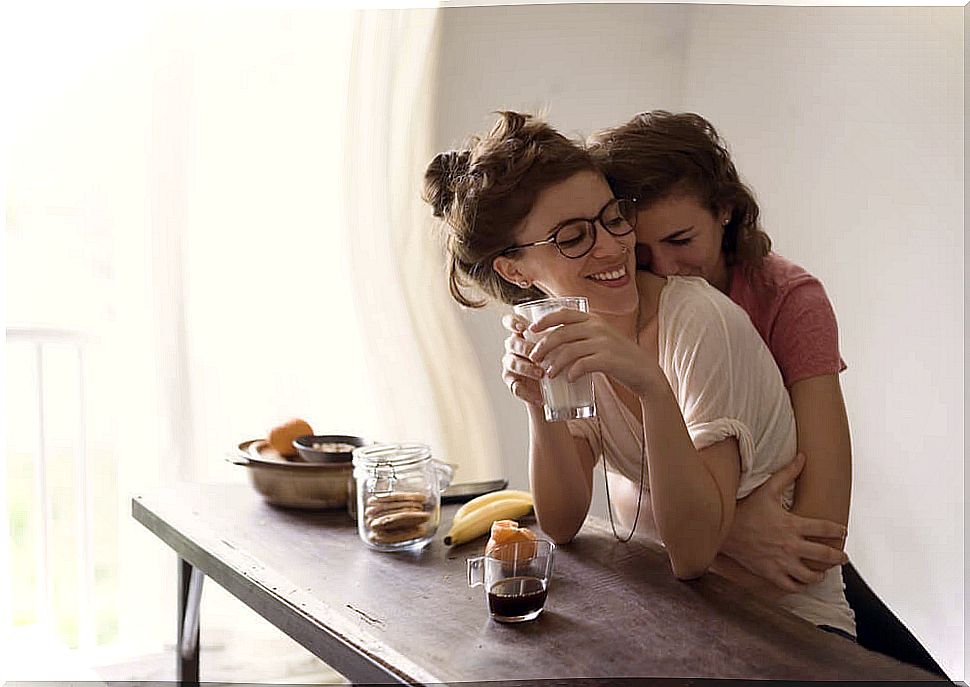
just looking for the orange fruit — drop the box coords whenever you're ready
[485,519,537,562]
[267,418,313,457]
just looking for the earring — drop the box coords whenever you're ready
[722,218,730,226]
[518,281,531,289]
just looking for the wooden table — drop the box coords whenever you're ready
[132,483,948,685]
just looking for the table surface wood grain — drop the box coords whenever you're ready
[132,483,947,685]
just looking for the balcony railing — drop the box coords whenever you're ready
[5,327,95,650]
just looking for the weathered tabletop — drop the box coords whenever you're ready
[132,483,946,685]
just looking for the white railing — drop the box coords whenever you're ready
[5,327,95,651]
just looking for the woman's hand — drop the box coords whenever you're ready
[526,308,662,397]
[500,313,544,406]
[721,453,849,594]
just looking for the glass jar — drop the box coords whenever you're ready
[351,443,453,552]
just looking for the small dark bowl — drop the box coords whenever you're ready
[293,434,368,464]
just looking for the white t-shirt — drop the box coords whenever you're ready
[567,276,856,635]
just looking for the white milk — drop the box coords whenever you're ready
[539,369,595,422]
[513,297,596,422]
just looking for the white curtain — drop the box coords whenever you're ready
[343,9,501,481]
[5,2,500,675]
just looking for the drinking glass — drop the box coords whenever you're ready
[467,539,555,623]
[512,296,595,422]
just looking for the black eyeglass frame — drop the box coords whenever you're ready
[499,198,639,260]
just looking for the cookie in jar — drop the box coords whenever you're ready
[351,443,453,552]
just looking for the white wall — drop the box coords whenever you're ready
[433,0,693,530]
[431,4,964,680]
[677,6,964,679]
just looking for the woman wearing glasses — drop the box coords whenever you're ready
[585,110,853,618]
[423,110,855,638]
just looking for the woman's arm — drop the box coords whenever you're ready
[716,377,851,592]
[719,274,852,591]
[526,402,598,543]
[499,311,597,544]
[719,453,847,595]
[788,374,852,554]
[637,373,742,579]
[530,308,743,578]
[720,374,850,595]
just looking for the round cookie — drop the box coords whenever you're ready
[367,524,429,545]
[370,510,432,532]
[364,502,425,520]
[365,491,428,505]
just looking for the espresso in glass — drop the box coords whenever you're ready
[487,576,548,621]
[467,539,555,623]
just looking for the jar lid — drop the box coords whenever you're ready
[352,442,431,469]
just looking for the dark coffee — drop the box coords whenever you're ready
[487,576,547,619]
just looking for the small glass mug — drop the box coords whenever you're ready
[512,296,596,422]
[352,443,453,552]
[467,539,555,623]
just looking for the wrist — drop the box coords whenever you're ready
[526,402,548,424]
[633,364,669,398]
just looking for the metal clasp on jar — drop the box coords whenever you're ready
[368,461,397,495]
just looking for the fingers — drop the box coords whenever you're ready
[796,540,850,568]
[765,452,806,497]
[561,352,603,382]
[501,318,547,406]
[771,574,808,595]
[506,377,543,405]
[502,313,529,334]
[758,567,808,595]
[502,352,543,382]
[784,560,826,586]
[529,308,588,333]
[795,515,848,542]
[528,323,591,366]
[501,363,543,404]
[536,340,601,379]
[806,534,847,551]
[504,331,535,359]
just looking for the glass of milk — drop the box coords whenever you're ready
[512,296,596,422]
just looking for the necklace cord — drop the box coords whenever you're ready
[595,385,646,543]
[594,302,647,543]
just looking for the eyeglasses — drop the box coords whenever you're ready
[501,198,638,260]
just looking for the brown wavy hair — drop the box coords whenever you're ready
[423,111,597,308]
[587,111,771,270]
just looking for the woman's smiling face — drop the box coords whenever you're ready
[493,170,638,318]
[634,194,731,293]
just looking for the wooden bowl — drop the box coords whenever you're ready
[228,439,353,510]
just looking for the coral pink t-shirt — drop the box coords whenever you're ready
[728,252,846,388]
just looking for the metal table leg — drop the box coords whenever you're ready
[178,557,203,684]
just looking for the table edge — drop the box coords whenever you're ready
[131,493,444,686]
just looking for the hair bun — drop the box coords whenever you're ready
[423,149,472,218]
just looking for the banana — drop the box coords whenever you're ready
[444,497,535,546]
[453,489,533,522]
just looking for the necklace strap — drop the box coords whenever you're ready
[594,382,646,543]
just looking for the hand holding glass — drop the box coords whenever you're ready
[512,296,596,422]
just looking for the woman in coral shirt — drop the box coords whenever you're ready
[584,111,852,603]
